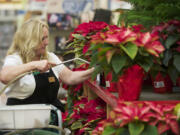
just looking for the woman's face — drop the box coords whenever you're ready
[35,27,49,57]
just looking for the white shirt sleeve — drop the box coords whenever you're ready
[3,54,23,67]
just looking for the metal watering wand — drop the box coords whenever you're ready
[0,57,90,135]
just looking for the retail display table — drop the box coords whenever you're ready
[83,80,180,117]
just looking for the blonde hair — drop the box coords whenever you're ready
[7,18,49,63]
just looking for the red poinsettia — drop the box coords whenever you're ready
[64,97,106,135]
[67,21,108,61]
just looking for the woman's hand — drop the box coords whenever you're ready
[31,60,56,72]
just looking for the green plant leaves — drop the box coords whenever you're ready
[72,34,86,40]
[165,35,179,49]
[120,43,138,60]
[91,65,103,80]
[129,122,144,135]
[106,49,116,64]
[173,54,180,72]
[141,125,158,135]
[168,65,179,85]
[102,126,116,135]
[71,121,82,130]
[137,56,153,72]
[163,50,172,66]
[112,55,127,74]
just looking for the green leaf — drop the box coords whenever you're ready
[128,122,144,135]
[120,43,138,60]
[90,52,98,67]
[168,65,179,85]
[71,121,83,130]
[106,49,116,64]
[112,71,119,82]
[137,57,153,72]
[115,128,126,135]
[72,34,86,40]
[163,50,172,66]
[112,55,127,74]
[165,35,179,49]
[91,65,103,80]
[102,126,116,135]
[141,125,158,135]
[98,47,113,56]
[173,54,180,72]
[89,43,102,50]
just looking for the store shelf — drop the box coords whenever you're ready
[84,80,180,109]
[140,86,180,101]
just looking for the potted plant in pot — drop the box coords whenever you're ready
[67,22,165,100]
[151,20,180,93]
[88,24,165,100]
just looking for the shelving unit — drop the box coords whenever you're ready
[83,80,180,118]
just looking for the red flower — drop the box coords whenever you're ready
[132,24,144,32]
[83,43,90,54]
[72,21,108,37]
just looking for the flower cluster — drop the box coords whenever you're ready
[63,97,106,135]
[92,101,179,135]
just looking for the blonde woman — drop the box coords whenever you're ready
[0,18,94,112]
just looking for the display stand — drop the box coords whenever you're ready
[83,80,180,118]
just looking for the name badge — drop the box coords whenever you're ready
[48,77,55,83]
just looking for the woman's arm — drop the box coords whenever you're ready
[59,66,94,85]
[0,60,53,84]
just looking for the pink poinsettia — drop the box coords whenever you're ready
[145,102,179,135]
[134,32,165,57]
[91,102,179,135]
[112,102,153,127]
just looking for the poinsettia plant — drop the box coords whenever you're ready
[63,97,106,135]
[67,21,165,81]
[151,20,180,84]
[66,21,108,64]
[88,24,165,80]
[92,101,179,135]
[61,64,106,135]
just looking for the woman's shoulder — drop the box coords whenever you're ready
[5,53,22,61]
[3,53,23,66]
